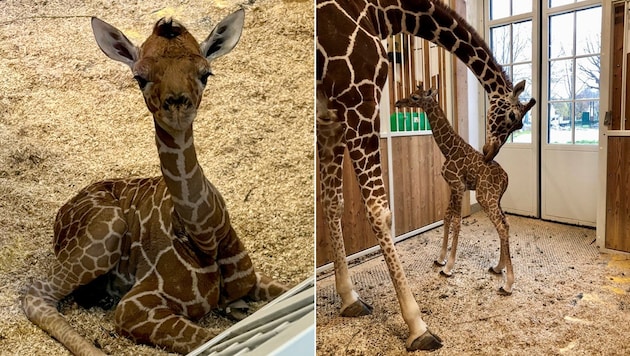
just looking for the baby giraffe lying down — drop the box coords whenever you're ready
[396,87,514,295]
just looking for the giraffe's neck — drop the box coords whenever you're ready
[372,0,510,96]
[154,122,229,251]
[422,102,461,158]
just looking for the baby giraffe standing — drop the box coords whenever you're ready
[396,87,514,295]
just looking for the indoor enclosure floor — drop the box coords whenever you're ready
[317,211,630,355]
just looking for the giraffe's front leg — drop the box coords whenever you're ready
[213,227,287,321]
[217,227,287,303]
[115,278,216,354]
[434,208,450,267]
[345,104,442,351]
[480,195,514,295]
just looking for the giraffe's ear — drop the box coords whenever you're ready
[91,17,139,69]
[200,9,245,62]
[427,88,438,99]
[512,80,526,98]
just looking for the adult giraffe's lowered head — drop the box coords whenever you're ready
[483,80,537,161]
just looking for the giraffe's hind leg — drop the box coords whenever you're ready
[23,193,127,356]
[317,97,373,317]
[479,191,513,295]
[440,186,464,277]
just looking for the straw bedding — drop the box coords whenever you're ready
[0,0,313,354]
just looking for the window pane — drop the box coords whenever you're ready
[491,0,510,20]
[512,0,532,15]
[576,7,601,56]
[575,56,600,99]
[514,109,533,143]
[491,25,511,64]
[574,100,599,144]
[513,64,533,99]
[549,0,574,8]
[513,64,533,143]
[549,12,574,58]
[549,59,574,100]
[548,102,573,144]
[513,20,532,62]
[503,65,513,80]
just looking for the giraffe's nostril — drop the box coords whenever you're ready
[163,94,191,110]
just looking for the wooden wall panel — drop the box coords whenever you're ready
[611,3,624,130]
[391,136,449,235]
[316,136,449,266]
[605,137,630,253]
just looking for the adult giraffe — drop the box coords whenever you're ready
[23,10,286,355]
[316,0,536,351]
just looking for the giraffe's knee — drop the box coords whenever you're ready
[366,203,392,232]
[248,272,288,301]
[320,189,344,222]
[329,197,344,220]
[22,282,51,322]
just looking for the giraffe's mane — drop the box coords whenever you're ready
[427,0,513,89]
[154,17,188,39]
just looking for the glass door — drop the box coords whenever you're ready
[486,0,540,217]
[484,0,601,225]
[541,1,601,226]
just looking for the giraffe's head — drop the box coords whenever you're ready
[91,10,245,135]
[484,80,536,162]
[394,86,438,109]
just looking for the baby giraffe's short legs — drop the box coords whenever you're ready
[485,207,513,295]
[438,187,463,277]
[248,271,289,301]
[434,222,448,267]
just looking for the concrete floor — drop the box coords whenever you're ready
[316,211,630,355]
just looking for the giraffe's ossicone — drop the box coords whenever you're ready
[22,10,287,356]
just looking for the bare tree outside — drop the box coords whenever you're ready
[547,6,601,145]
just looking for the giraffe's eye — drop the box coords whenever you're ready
[200,71,213,86]
[411,94,420,101]
[133,75,149,90]
[508,112,516,122]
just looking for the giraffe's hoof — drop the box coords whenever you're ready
[340,298,373,317]
[439,270,453,278]
[434,260,446,267]
[488,266,503,275]
[224,299,250,321]
[498,287,512,296]
[407,329,444,351]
